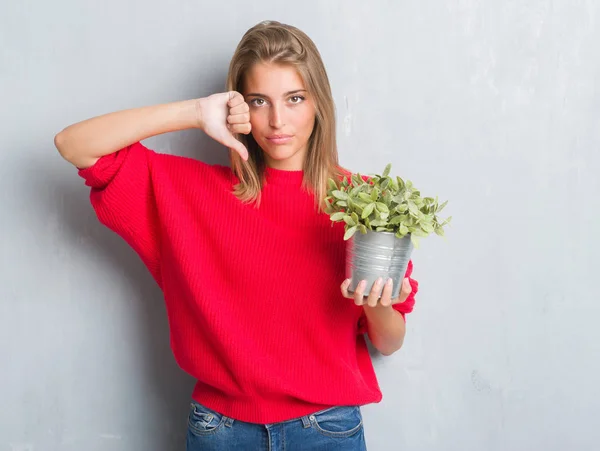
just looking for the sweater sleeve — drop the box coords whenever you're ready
[77,142,162,287]
[356,260,418,335]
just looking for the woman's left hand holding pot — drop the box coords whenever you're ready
[340,277,412,308]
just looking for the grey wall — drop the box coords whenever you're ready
[1,1,599,450]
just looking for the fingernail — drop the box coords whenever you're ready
[386,278,393,286]
[359,280,366,288]
[375,277,383,286]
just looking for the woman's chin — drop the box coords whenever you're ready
[263,146,294,161]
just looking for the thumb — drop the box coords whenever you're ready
[222,134,248,161]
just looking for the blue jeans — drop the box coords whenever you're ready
[186,400,367,450]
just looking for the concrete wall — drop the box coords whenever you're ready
[1,1,598,449]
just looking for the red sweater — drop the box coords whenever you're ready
[78,141,418,424]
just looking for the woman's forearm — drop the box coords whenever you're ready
[363,304,406,356]
[54,99,199,169]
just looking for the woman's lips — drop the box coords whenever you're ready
[266,135,293,145]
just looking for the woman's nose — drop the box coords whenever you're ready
[269,104,284,129]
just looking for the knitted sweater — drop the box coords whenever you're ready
[78,141,418,424]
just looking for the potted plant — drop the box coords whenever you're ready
[325,163,451,299]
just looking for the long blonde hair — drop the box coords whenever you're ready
[226,20,345,212]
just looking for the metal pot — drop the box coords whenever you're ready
[346,230,413,299]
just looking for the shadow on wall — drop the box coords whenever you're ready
[28,146,197,450]
[5,73,244,449]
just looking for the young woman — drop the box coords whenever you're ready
[55,20,418,451]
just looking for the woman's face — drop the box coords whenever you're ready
[243,62,316,171]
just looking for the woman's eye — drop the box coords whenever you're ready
[290,96,305,103]
[251,98,266,106]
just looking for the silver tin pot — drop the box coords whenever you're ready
[346,230,413,299]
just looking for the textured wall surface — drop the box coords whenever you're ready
[1,1,599,450]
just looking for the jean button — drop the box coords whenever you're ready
[309,415,315,421]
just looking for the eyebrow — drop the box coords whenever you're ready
[245,89,307,98]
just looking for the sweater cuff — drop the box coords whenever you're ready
[77,142,145,189]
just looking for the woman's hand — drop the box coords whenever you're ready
[195,91,251,161]
[340,277,412,307]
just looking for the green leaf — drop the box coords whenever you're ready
[383,190,393,205]
[441,216,452,226]
[388,177,398,191]
[362,202,375,219]
[408,201,420,217]
[332,190,349,200]
[396,176,405,190]
[382,163,392,178]
[355,198,369,207]
[376,227,388,232]
[357,182,369,193]
[435,226,445,237]
[344,225,358,240]
[413,228,429,237]
[389,215,403,225]
[370,219,388,227]
[327,178,338,191]
[335,200,348,207]
[343,215,356,226]
[380,178,390,190]
[330,212,346,222]
[351,212,359,224]
[421,222,434,233]
[420,214,433,224]
[410,234,420,249]
[359,224,368,234]
[371,187,380,202]
[437,200,448,213]
[358,192,372,202]
[392,192,405,203]
[400,224,409,235]
[397,204,408,213]
[375,202,389,213]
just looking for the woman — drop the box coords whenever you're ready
[54,20,418,451]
